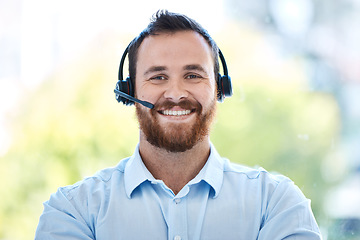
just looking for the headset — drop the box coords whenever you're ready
[114,43,232,109]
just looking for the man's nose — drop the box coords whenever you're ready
[163,79,189,102]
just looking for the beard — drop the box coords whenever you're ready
[135,98,217,153]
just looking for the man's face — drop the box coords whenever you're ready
[134,31,217,152]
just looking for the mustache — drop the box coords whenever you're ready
[153,99,202,112]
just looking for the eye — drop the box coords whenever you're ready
[187,74,198,79]
[149,75,167,84]
[185,74,203,80]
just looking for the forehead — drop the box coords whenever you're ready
[136,31,214,70]
[140,30,211,50]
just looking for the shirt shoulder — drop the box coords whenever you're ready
[58,157,130,201]
[221,159,305,203]
[223,159,290,184]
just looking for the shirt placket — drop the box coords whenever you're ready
[168,195,188,240]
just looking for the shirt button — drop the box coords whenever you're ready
[174,198,181,204]
[174,235,181,240]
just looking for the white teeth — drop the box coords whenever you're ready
[162,110,191,116]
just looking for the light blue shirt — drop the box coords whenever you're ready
[35,144,321,239]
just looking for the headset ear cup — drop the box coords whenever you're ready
[217,73,224,102]
[115,77,135,106]
[217,74,233,102]
[124,76,135,106]
[221,75,233,98]
[115,80,122,103]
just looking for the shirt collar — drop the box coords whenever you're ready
[124,144,154,198]
[201,143,224,198]
[124,143,225,198]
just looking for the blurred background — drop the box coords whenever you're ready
[0,0,359,239]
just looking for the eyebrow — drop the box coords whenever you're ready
[183,64,207,74]
[143,64,208,76]
[143,66,167,76]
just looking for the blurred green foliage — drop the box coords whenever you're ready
[0,28,340,239]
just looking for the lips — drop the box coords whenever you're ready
[153,99,201,118]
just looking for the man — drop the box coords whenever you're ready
[36,10,322,239]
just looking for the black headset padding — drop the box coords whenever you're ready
[115,45,232,105]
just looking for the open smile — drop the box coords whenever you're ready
[159,109,193,116]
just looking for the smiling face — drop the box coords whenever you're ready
[134,31,217,152]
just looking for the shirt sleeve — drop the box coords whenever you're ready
[35,186,95,240]
[257,177,322,240]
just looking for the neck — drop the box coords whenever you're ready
[138,132,211,195]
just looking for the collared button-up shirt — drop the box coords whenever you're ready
[35,144,322,239]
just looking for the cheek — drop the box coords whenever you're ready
[135,83,161,102]
[198,83,217,102]
[190,90,216,113]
